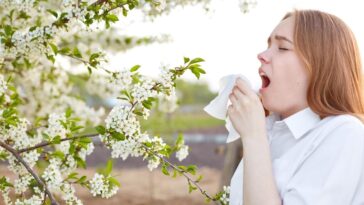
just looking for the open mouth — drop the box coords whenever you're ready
[260,75,271,89]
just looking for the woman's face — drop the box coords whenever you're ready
[258,16,309,119]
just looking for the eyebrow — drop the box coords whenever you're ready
[267,35,293,45]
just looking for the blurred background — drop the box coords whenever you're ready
[2,0,364,204]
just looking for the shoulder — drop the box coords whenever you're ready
[319,114,364,144]
[325,114,364,130]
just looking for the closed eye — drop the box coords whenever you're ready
[279,47,289,51]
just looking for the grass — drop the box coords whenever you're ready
[140,111,224,137]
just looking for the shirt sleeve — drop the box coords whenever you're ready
[282,119,364,205]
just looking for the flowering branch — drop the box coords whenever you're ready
[17,133,99,154]
[0,141,59,205]
[141,143,220,204]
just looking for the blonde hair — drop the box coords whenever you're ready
[283,10,364,122]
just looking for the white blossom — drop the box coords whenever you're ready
[22,150,40,168]
[131,77,157,103]
[220,186,230,204]
[176,145,189,161]
[14,194,43,205]
[89,173,118,199]
[61,183,83,205]
[105,105,140,137]
[14,174,33,194]
[44,113,68,140]
[155,0,167,12]
[42,159,63,190]
[147,157,160,171]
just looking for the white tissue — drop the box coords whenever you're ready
[203,74,260,143]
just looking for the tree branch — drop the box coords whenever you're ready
[17,133,98,154]
[141,144,219,204]
[0,141,59,205]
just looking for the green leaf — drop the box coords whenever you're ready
[196,175,203,183]
[105,159,113,175]
[87,66,92,75]
[188,182,197,193]
[95,125,106,135]
[0,177,13,190]
[175,133,184,148]
[52,135,62,144]
[59,47,70,55]
[47,9,58,18]
[190,67,200,79]
[73,47,82,58]
[66,172,79,180]
[65,107,72,118]
[46,54,55,63]
[130,65,140,72]
[111,131,125,141]
[106,14,119,22]
[122,8,128,17]
[142,100,152,110]
[4,25,13,36]
[188,57,205,65]
[89,53,100,62]
[109,177,121,187]
[75,156,86,168]
[71,125,84,132]
[161,163,169,176]
[76,176,87,183]
[0,152,9,161]
[183,57,190,64]
[186,165,197,175]
[52,151,65,159]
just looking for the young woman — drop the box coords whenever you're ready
[227,9,364,205]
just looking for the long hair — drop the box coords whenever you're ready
[283,10,364,122]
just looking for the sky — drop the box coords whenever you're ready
[107,0,364,92]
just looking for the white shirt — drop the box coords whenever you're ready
[229,107,364,205]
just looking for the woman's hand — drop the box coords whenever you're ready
[228,78,266,141]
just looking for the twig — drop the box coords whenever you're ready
[141,144,220,204]
[0,141,59,205]
[18,133,98,154]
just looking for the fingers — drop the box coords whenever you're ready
[235,78,256,98]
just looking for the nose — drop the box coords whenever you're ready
[257,50,270,64]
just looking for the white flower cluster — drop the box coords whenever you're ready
[14,194,43,205]
[176,145,189,161]
[159,67,175,94]
[131,77,157,103]
[44,113,68,140]
[10,26,56,57]
[14,174,33,194]
[86,69,133,98]
[155,0,167,12]
[89,173,118,199]
[0,0,36,13]
[19,68,105,127]
[109,133,148,160]
[42,159,63,190]
[22,150,40,169]
[105,105,140,137]
[61,183,83,205]
[220,186,230,205]
[147,156,160,171]
[144,136,166,171]
[110,70,133,90]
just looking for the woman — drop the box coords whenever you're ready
[228,9,364,205]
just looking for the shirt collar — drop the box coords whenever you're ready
[266,107,321,140]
